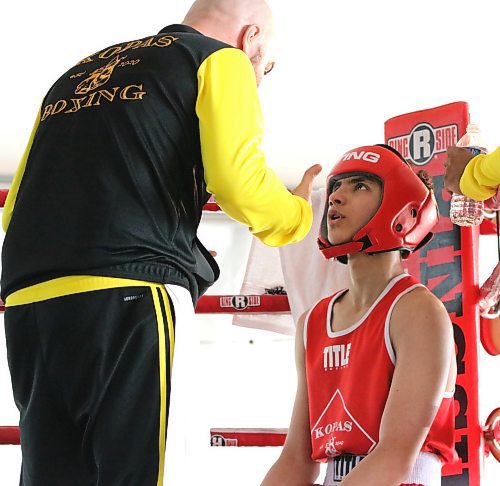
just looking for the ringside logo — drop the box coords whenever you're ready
[220,295,261,311]
[210,435,238,446]
[387,122,458,166]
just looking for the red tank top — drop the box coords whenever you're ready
[305,273,457,464]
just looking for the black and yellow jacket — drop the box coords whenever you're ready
[1,25,312,303]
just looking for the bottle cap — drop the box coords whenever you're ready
[466,123,480,133]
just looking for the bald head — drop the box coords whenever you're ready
[183,0,276,85]
[183,0,274,39]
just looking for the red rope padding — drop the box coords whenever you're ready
[0,189,7,208]
[480,217,497,235]
[195,295,290,314]
[0,427,20,445]
[202,201,221,211]
[202,195,221,212]
[210,428,287,447]
[0,296,290,315]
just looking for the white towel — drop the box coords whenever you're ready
[233,189,349,335]
[232,238,293,334]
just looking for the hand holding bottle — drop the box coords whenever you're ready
[448,123,487,226]
[444,146,477,194]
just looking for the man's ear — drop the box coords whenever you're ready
[241,24,261,56]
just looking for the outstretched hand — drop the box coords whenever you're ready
[292,164,322,204]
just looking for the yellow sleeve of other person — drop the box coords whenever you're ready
[460,146,500,201]
[196,47,312,247]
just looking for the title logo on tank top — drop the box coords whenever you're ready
[323,343,351,370]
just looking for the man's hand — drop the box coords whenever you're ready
[292,164,322,204]
[444,146,475,194]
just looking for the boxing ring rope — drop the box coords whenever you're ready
[0,427,19,446]
[0,190,499,471]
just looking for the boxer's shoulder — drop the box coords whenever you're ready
[390,285,451,341]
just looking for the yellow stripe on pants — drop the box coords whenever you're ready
[151,286,175,486]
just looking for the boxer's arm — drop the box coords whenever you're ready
[340,288,454,486]
[261,313,320,486]
[2,108,41,232]
[459,146,500,200]
[196,48,312,247]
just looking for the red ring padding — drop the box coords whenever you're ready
[195,295,290,314]
[0,295,290,315]
[0,427,20,445]
[210,428,287,447]
[480,216,497,235]
[481,316,500,356]
[202,195,221,211]
[0,189,8,208]
[202,201,221,211]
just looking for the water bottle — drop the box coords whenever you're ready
[449,123,487,226]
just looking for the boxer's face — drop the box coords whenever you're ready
[326,174,382,245]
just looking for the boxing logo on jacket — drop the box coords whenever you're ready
[75,55,126,95]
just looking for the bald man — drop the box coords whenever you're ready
[1,1,320,484]
[184,0,277,85]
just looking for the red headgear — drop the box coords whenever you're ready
[318,144,438,262]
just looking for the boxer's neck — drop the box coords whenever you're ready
[344,251,404,309]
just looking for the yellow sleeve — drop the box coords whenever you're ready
[196,48,312,247]
[459,146,500,201]
[2,108,41,232]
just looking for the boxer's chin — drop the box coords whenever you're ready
[327,229,352,247]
